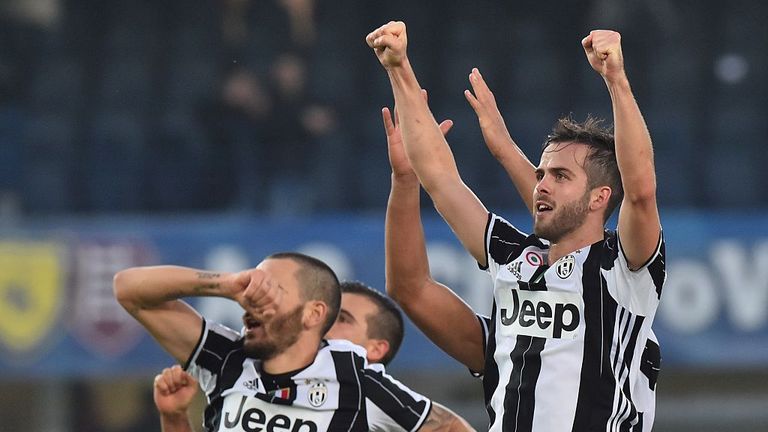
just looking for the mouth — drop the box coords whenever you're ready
[243,315,263,335]
[535,201,554,215]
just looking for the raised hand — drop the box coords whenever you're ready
[153,365,198,415]
[366,21,408,69]
[234,269,283,320]
[582,30,625,82]
[464,68,518,161]
[383,90,453,178]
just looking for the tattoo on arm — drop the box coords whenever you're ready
[419,403,469,431]
[193,273,221,294]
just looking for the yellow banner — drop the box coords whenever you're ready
[0,241,62,353]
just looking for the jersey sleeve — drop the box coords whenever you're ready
[362,364,432,432]
[481,212,530,277]
[184,319,242,395]
[603,230,666,315]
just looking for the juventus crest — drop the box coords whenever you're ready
[556,255,575,279]
[307,381,327,407]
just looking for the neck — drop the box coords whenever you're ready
[261,335,321,375]
[546,224,605,265]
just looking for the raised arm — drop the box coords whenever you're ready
[383,101,485,373]
[464,67,537,215]
[154,365,198,432]
[113,265,281,362]
[582,30,661,268]
[366,21,489,266]
[419,402,476,432]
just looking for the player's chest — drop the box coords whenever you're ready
[217,393,332,432]
[494,248,589,340]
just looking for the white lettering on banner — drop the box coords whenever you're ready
[660,240,768,334]
[711,241,768,331]
[658,260,719,334]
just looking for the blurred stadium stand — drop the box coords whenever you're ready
[1,0,767,431]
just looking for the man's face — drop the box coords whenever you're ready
[533,142,593,242]
[325,293,377,347]
[242,258,305,359]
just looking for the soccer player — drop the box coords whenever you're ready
[368,21,664,431]
[151,280,416,431]
[114,253,474,431]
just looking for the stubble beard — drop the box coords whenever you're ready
[243,304,304,360]
[534,190,591,243]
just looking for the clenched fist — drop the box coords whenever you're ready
[582,30,625,82]
[366,21,408,69]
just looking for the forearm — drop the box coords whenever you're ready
[160,412,194,432]
[385,173,430,300]
[495,144,537,214]
[386,60,462,193]
[114,266,234,311]
[605,76,656,201]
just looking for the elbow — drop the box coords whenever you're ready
[623,184,656,206]
[385,277,430,308]
[113,268,140,309]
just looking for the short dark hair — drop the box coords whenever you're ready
[543,116,624,221]
[340,281,404,365]
[266,252,341,335]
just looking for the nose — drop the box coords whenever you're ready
[535,174,551,196]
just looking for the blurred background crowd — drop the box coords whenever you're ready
[0,0,766,431]
[1,0,765,218]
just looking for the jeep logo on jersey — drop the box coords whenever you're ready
[307,381,327,407]
[224,395,318,432]
[556,255,575,279]
[498,288,582,339]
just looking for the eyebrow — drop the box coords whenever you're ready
[338,309,356,323]
[536,166,574,176]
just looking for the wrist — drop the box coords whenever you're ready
[391,172,419,186]
[604,73,630,93]
[159,409,189,420]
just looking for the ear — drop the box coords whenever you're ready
[303,301,328,331]
[363,338,391,364]
[589,186,612,212]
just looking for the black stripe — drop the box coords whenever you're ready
[483,300,499,428]
[572,245,619,432]
[183,319,207,370]
[207,347,247,430]
[327,350,367,431]
[640,339,661,391]
[362,369,429,430]
[479,212,493,270]
[501,336,545,432]
[501,272,547,432]
[647,240,666,299]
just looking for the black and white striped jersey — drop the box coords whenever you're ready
[185,319,432,432]
[475,315,660,432]
[479,213,665,432]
